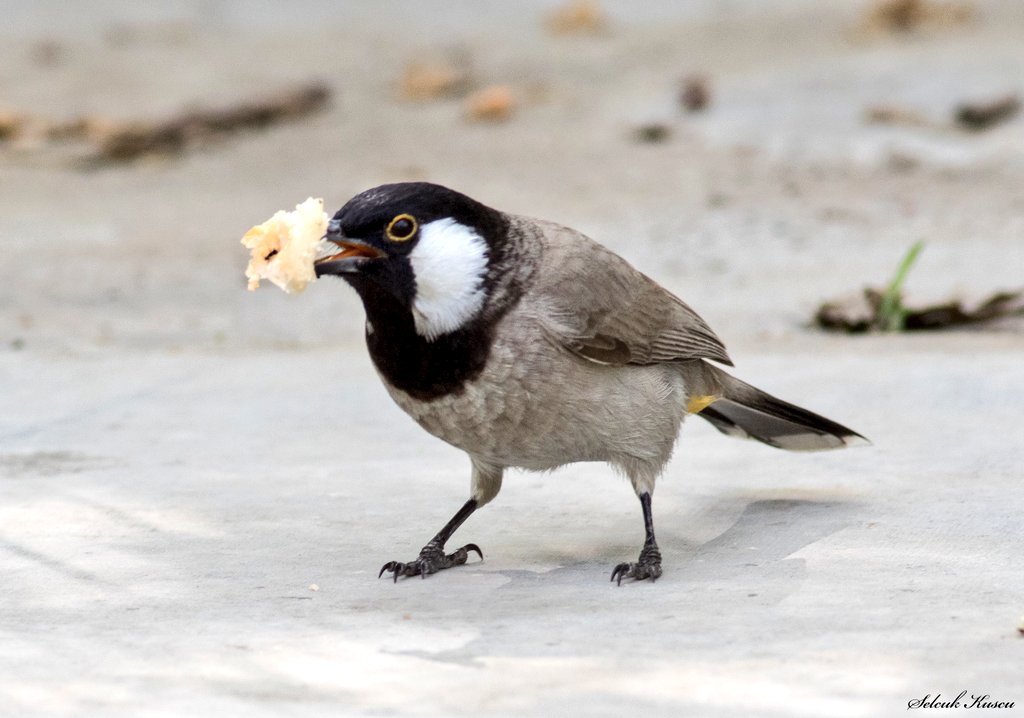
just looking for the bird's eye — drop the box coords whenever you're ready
[385,214,418,242]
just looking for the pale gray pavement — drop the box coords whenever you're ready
[2,2,1023,717]
[2,344,1022,717]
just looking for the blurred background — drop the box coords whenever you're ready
[2,0,1022,357]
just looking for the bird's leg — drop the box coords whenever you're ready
[610,492,663,585]
[378,498,483,582]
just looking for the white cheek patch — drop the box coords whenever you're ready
[408,218,489,341]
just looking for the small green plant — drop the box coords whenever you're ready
[877,240,925,332]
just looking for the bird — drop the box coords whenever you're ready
[314,182,866,584]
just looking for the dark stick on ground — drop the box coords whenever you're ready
[86,82,332,165]
[954,95,1020,131]
[816,288,1024,333]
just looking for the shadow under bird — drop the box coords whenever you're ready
[314,182,867,584]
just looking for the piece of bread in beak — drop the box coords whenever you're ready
[241,197,327,293]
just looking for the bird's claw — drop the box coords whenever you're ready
[609,561,662,585]
[610,545,662,585]
[378,543,483,582]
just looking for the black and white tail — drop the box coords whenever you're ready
[696,364,868,451]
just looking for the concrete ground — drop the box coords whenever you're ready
[2,2,1023,716]
[2,343,1023,717]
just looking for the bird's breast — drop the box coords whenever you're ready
[375,313,688,469]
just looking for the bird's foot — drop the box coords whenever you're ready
[610,543,662,585]
[378,541,482,582]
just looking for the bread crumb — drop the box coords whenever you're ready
[546,0,608,35]
[400,59,471,101]
[241,197,327,294]
[864,104,929,126]
[309,583,320,592]
[465,85,515,122]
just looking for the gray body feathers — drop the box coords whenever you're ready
[379,215,863,503]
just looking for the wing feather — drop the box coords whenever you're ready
[525,219,732,367]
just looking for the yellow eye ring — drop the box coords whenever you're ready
[385,213,418,242]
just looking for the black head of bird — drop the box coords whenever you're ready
[315,182,511,341]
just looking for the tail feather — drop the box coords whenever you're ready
[695,364,867,452]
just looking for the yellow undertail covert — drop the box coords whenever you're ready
[686,394,719,414]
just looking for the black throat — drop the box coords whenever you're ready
[351,279,494,402]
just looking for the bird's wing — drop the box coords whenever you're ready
[524,219,733,367]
